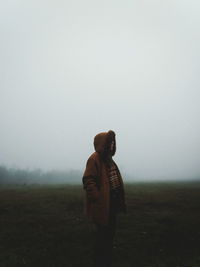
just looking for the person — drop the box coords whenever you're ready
[82,130,126,267]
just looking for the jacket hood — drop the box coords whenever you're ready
[93,130,116,157]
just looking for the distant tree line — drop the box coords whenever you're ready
[0,166,82,185]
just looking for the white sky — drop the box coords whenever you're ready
[0,0,200,180]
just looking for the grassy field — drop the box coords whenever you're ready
[0,181,200,267]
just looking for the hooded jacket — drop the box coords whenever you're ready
[82,130,126,225]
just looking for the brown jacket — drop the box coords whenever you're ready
[82,130,126,225]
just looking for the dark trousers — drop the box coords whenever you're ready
[93,211,117,267]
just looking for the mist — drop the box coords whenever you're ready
[1,0,200,182]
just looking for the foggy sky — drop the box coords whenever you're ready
[1,0,200,180]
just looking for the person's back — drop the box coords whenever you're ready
[82,130,126,267]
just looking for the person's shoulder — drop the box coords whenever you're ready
[85,152,101,169]
[112,159,119,169]
[87,152,99,162]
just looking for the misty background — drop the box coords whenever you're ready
[1,0,200,183]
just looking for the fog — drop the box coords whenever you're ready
[1,0,200,181]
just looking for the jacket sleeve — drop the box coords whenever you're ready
[82,157,100,202]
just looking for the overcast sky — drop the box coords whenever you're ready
[0,0,200,180]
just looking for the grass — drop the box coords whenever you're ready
[0,182,200,267]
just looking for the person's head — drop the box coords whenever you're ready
[110,140,115,154]
[93,130,116,159]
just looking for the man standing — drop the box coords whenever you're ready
[82,130,126,267]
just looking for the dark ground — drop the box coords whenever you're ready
[0,181,200,267]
